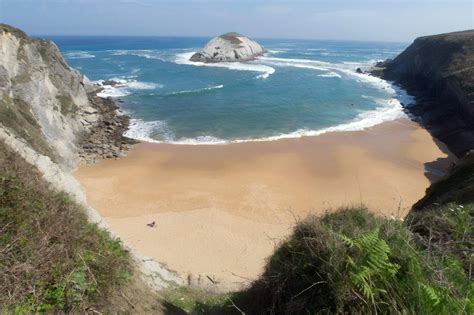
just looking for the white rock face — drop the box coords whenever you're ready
[190,32,265,63]
[0,24,96,170]
[0,24,185,291]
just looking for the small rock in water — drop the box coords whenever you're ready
[147,221,156,228]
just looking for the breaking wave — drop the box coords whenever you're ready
[125,86,413,145]
[125,119,227,144]
[95,78,163,98]
[164,85,224,96]
[174,52,275,80]
[92,45,414,145]
[64,51,95,59]
[318,72,342,78]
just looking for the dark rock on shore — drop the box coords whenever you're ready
[102,79,121,87]
[374,30,474,157]
[78,95,138,164]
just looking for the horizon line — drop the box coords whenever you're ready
[31,33,411,44]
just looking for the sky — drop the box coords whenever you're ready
[0,0,472,42]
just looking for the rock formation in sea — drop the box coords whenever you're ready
[375,30,474,157]
[189,32,265,63]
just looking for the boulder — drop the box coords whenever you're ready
[190,32,265,63]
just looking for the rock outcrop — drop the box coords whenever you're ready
[377,30,474,157]
[0,23,182,294]
[0,24,133,170]
[79,95,137,164]
[375,30,474,216]
[190,32,265,63]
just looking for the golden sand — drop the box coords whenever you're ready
[74,119,454,291]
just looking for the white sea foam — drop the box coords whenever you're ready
[125,97,407,145]
[318,72,342,78]
[259,56,332,66]
[125,120,173,142]
[170,136,228,145]
[110,49,169,61]
[166,85,224,96]
[267,49,287,54]
[125,89,411,145]
[233,97,409,143]
[258,57,332,72]
[174,52,275,79]
[114,52,415,145]
[64,51,95,59]
[95,78,163,98]
[125,119,228,144]
[259,56,407,96]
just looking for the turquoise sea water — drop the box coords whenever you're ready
[49,36,411,144]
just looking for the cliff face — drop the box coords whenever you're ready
[381,30,474,213]
[0,24,99,169]
[0,24,182,297]
[190,32,265,63]
[382,30,474,157]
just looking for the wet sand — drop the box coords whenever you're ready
[74,119,455,291]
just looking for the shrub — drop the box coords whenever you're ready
[0,142,131,313]
[231,208,473,315]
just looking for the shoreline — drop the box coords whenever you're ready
[74,117,455,292]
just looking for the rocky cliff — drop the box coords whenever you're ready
[0,24,93,169]
[190,32,265,63]
[0,23,182,299]
[0,24,134,169]
[380,30,474,157]
[379,30,474,226]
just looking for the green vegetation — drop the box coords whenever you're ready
[163,207,473,314]
[34,38,54,61]
[415,152,474,208]
[16,42,29,64]
[56,94,78,116]
[0,95,55,160]
[0,23,28,39]
[408,203,473,272]
[0,142,130,312]
[11,74,31,85]
[219,33,244,44]
[160,286,232,313]
[241,208,472,314]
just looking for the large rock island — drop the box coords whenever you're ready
[190,32,265,63]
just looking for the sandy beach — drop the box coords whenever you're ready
[74,118,455,291]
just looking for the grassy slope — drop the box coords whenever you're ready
[171,207,472,315]
[0,141,172,313]
[414,152,474,209]
[0,95,55,161]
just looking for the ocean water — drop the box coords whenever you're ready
[48,36,411,144]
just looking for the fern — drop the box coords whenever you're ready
[420,283,440,306]
[341,228,400,305]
